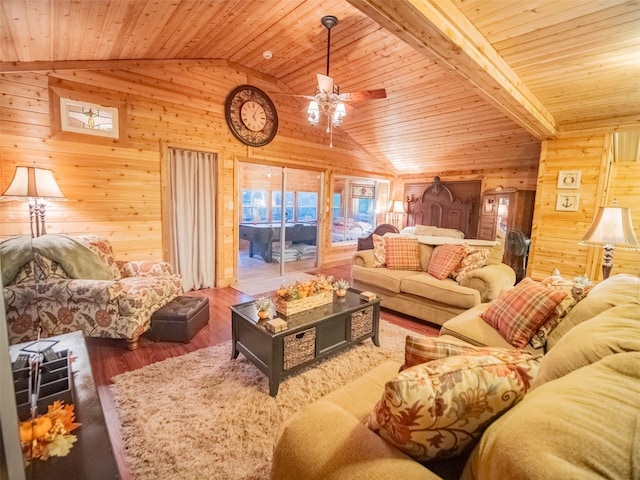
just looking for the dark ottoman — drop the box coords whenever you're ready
[151,296,209,342]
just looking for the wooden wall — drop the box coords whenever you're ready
[0,61,545,288]
[528,134,640,282]
[0,64,389,286]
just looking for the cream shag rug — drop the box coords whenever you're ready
[110,320,422,480]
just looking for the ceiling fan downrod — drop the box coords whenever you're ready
[321,15,338,78]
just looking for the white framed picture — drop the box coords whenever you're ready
[556,193,580,211]
[557,170,581,189]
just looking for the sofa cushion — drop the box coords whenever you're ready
[368,350,540,462]
[417,243,435,271]
[546,273,640,350]
[463,352,640,480]
[385,237,421,271]
[372,234,386,267]
[481,278,567,348]
[427,244,466,280]
[451,246,491,283]
[403,334,531,370]
[351,265,419,294]
[531,303,640,389]
[400,274,480,309]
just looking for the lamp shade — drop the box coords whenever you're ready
[579,207,639,249]
[2,166,65,199]
[389,200,405,214]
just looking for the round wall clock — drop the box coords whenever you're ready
[224,85,278,147]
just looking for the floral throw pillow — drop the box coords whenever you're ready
[372,234,386,267]
[451,246,491,282]
[481,277,567,348]
[427,244,466,280]
[369,350,541,461]
[529,275,593,348]
[384,237,421,270]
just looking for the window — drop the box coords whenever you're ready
[272,191,294,222]
[242,190,268,222]
[331,176,390,244]
[297,192,318,222]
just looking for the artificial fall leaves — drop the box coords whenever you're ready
[19,401,81,463]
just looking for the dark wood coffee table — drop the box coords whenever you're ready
[230,289,381,396]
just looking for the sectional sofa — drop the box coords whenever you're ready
[271,273,640,479]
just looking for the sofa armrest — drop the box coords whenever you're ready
[459,263,515,302]
[272,400,441,480]
[118,260,175,277]
[352,249,375,268]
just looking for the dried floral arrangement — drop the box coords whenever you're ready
[276,275,336,301]
[19,400,81,464]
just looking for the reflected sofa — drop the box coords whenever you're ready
[1,234,182,349]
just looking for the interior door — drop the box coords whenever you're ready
[238,162,321,281]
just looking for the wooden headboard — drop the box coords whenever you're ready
[406,177,473,237]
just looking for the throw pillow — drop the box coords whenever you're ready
[372,234,386,267]
[451,246,491,283]
[413,224,437,236]
[403,335,531,370]
[427,244,466,280]
[369,350,541,462]
[384,237,421,270]
[529,275,593,349]
[431,227,465,239]
[481,278,567,348]
[73,235,122,280]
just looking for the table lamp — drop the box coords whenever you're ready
[579,206,639,279]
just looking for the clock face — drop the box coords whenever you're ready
[225,85,278,147]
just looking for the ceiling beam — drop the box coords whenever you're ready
[348,0,559,140]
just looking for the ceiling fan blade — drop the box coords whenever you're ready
[339,89,387,102]
[317,73,334,94]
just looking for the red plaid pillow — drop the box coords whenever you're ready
[481,278,567,348]
[427,244,466,279]
[384,237,421,270]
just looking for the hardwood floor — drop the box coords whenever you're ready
[86,262,439,479]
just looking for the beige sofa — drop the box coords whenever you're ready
[351,235,515,326]
[2,234,183,349]
[272,274,640,479]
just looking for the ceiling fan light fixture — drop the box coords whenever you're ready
[307,100,319,126]
[332,102,346,126]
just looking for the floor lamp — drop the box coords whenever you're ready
[579,206,639,280]
[2,165,66,237]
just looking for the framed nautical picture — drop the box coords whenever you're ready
[556,193,580,211]
[557,170,581,189]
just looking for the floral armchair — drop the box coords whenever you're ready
[2,234,183,349]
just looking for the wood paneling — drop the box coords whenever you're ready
[11,0,640,176]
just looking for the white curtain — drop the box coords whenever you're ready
[168,148,216,291]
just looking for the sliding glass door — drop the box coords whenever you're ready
[238,162,322,281]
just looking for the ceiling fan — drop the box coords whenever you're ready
[304,15,387,147]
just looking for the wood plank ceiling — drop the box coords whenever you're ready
[1,0,639,176]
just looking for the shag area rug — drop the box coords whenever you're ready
[110,320,424,480]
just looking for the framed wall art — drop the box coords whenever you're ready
[557,170,581,189]
[556,193,580,211]
[50,84,127,145]
[351,184,375,198]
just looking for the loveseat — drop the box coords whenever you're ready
[1,234,183,349]
[351,231,516,326]
[271,273,640,479]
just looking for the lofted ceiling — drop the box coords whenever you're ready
[1,0,639,176]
